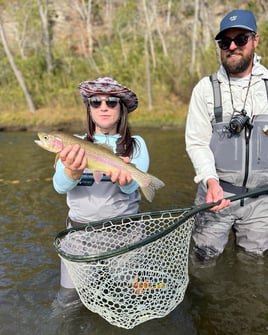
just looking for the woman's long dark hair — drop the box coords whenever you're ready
[85,102,138,158]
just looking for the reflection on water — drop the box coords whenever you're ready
[0,130,267,335]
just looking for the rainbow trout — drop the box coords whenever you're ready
[35,132,165,202]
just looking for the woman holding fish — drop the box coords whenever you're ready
[51,77,163,306]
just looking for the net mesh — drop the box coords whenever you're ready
[54,209,194,329]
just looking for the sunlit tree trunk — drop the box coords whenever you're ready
[0,20,36,113]
[166,0,172,28]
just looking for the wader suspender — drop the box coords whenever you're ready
[209,73,223,122]
[209,72,268,121]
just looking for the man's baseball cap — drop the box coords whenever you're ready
[215,9,257,40]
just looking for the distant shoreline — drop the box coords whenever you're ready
[0,103,188,133]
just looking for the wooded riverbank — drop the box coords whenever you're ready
[1,1,268,129]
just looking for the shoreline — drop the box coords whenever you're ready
[0,124,184,132]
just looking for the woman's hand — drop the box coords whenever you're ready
[60,144,87,180]
[105,156,132,185]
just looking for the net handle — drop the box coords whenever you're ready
[192,185,268,214]
[144,185,268,253]
[55,186,268,262]
[144,185,268,248]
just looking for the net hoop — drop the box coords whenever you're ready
[54,207,192,263]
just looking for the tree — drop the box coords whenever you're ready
[65,0,100,72]
[144,31,152,109]
[37,0,53,72]
[0,18,36,113]
[12,1,33,58]
[142,0,156,68]
[152,1,168,57]
[67,0,93,57]
[190,0,199,74]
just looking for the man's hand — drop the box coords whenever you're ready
[206,178,231,211]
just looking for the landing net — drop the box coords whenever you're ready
[54,208,194,329]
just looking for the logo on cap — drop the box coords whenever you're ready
[229,15,238,22]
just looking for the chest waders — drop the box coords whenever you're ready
[210,73,268,205]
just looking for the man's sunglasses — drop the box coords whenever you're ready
[88,96,120,108]
[217,33,254,50]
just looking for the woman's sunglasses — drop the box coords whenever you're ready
[88,96,120,108]
[217,33,254,50]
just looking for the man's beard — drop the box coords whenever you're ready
[222,52,253,75]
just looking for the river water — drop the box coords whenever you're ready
[0,129,267,335]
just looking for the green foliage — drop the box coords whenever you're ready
[1,0,268,129]
[257,20,268,67]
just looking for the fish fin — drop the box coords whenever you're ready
[140,175,165,202]
[54,154,60,169]
[93,171,103,184]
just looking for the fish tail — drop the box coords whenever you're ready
[140,174,165,202]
